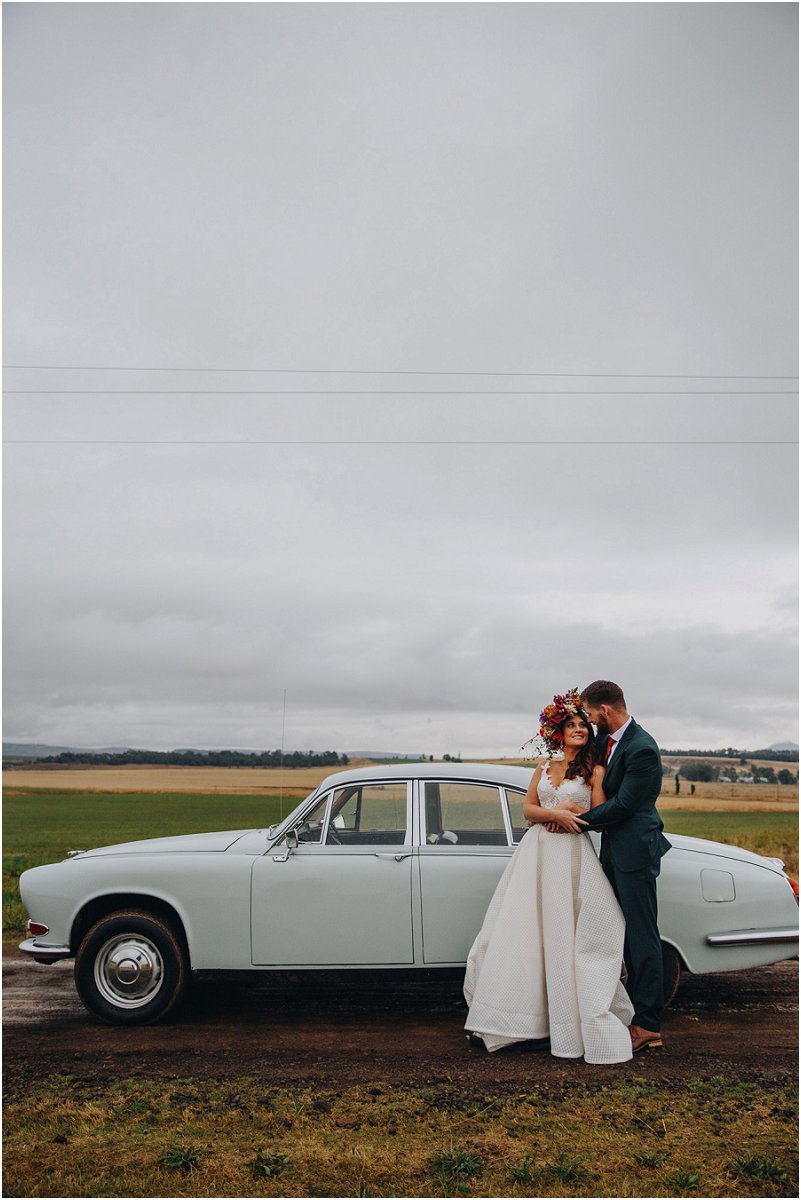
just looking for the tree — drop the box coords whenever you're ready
[777,769,795,785]
[674,772,680,795]
[679,761,719,783]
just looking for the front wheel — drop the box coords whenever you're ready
[75,910,189,1025]
[661,941,682,1007]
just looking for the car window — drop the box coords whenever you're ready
[294,794,330,843]
[504,788,528,843]
[324,783,408,846]
[423,781,509,847]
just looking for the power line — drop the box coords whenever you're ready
[3,365,797,379]
[4,389,798,396]
[4,439,795,446]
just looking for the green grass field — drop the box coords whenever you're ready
[3,789,304,939]
[3,790,798,938]
[661,811,799,877]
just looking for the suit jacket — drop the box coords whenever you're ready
[580,718,671,874]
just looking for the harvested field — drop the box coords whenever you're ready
[4,761,798,809]
[2,763,373,795]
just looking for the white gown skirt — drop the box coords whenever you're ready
[464,825,634,1064]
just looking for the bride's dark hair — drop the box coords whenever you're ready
[561,714,597,784]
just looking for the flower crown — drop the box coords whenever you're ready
[522,688,589,757]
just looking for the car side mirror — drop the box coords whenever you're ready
[272,828,299,862]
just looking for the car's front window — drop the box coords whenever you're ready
[423,781,510,846]
[324,783,409,846]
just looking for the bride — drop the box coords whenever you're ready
[463,689,634,1064]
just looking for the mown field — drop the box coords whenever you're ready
[2,1074,797,1198]
[3,789,798,939]
[4,760,798,808]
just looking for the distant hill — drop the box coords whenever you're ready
[769,741,799,752]
[3,742,130,758]
[346,751,429,761]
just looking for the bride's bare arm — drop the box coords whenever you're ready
[523,768,587,832]
[590,765,606,808]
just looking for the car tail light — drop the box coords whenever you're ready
[786,876,799,902]
[26,920,49,937]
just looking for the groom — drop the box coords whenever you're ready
[564,680,671,1052]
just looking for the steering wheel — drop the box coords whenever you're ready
[427,830,459,845]
[326,827,342,845]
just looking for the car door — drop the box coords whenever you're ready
[417,779,515,964]
[251,780,414,965]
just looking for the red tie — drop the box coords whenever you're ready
[605,738,615,763]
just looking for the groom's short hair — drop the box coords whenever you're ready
[581,680,626,709]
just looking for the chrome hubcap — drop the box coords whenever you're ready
[94,935,164,1008]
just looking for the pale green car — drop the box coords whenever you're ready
[19,763,799,1025]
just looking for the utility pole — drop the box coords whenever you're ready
[279,689,287,818]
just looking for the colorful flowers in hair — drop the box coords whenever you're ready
[522,688,588,758]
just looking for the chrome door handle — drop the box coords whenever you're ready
[375,852,412,861]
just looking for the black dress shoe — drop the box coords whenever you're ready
[467,1032,486,1048]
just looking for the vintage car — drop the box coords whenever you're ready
[19,762,799,1025]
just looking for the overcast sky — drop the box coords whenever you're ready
[3,2,798,755]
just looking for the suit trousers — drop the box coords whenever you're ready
[602,860,664,1032]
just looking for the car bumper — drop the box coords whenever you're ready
[18,937,72,963]
[706,927,799,947]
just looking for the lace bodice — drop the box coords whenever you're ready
[537,764,591,811]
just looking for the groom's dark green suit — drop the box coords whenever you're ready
[579,719,671,1032]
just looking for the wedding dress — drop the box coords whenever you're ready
[463,766,634,1063]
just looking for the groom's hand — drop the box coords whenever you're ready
[552,809,588,835]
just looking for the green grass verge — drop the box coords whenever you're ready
[661,811,798,876]
[2,1075,797,1197]
[4,793,797,938]
[3,790,305,938]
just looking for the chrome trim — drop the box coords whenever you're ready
[706,928,799,947]
[94,934,164,1008]
[18,937,72,961]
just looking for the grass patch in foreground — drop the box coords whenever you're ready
[2,1075,797,1197]
[3,790,304,938]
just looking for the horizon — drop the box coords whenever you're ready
[4,739,798,759]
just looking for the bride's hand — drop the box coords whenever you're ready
[555,799,584,813]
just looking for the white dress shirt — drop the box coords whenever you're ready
[605,715,632,764]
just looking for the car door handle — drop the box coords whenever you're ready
[375,852,413,861]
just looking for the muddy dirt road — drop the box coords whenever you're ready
[3,949,797,1099]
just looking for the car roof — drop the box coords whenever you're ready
[316,760,537,791]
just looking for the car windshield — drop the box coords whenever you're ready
[268,788,321,839]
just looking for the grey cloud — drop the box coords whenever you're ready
[3,4,796,754]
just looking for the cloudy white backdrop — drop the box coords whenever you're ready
[3,2,798,755]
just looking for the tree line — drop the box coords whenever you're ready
[673,760,797,785]
[15,749,350,768]
[660,747,798,763]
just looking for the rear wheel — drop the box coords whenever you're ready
[661,941,682,1007]
[75,909,188,1025]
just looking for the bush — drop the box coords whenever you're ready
[678,761,718,782]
